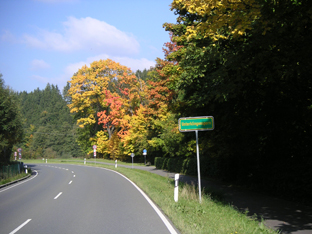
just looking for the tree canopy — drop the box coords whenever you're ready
[0,74,23,164]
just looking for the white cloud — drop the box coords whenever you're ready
[29,55,155,92]
[30,59,51,70]
[65,54,155,77]
[22,17,140,55]
[1,30,16,42]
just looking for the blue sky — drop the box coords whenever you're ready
[0,0,177,93]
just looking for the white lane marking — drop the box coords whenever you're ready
[9,219,31,234]
[66,169,68,171]
[95,166,178,234]
[73,175,76,177]
[71,171,74,173]
[68,164,178,233]
[69,181,72,184]
[54,192,62,200]
[0,170,38,193]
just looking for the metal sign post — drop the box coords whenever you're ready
[17,148,22,160]
[178,116,214,203]
[143,149,147,165]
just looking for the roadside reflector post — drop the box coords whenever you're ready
[178,116,215,203]
[24,165,28,174]
[84,158,86,165]
[115,159,117,168]
[46,159,47,164]
[174,174,179,202]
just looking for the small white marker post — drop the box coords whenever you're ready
[174,174,179,202]
[93,145,97,165]
[84,158,86,165]
[24,165,28,174]
[115,159,117,168]
[131,153,135,168]
[45,159,47,164]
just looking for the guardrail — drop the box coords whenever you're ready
[0,162,23,180]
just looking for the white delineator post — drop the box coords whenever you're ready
[131,153,135,168]
[84,158,86,165]
[174,174,179,202]
[25,165,28,174]
[46,159,47,163]
[115,159,117,168]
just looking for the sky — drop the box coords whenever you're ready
[0,0,177,93]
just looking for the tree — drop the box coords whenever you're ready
[163,0,312,199]
[68,59,147,158]
[171,0,261,41]
[0,74,23,164]
[16,83,83,159]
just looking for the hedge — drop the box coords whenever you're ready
[154,157,220,178]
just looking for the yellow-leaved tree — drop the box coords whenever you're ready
[171,0,261,41]
[68,59,147,159]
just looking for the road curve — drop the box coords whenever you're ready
[0,164,179,234]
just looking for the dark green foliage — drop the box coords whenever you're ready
[163,0,312,201]
[0,74,23,164]
[15,83,84,159]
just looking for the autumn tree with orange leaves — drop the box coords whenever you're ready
[67,59,147,159]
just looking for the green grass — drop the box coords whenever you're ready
[24,158,146,167]
[22,159,279,234]
[0,172,29,185]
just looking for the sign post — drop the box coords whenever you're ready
[179,116,214,203]
[93,145,97,165]
[131,153,135,169]
[143,149,147,165]
[17,148,22,160]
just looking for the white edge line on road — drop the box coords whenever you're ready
[9,219,31,234]
[54,192,62,199]
[70,164,178,234]
[100,167,178,234]
[69,181,72,184]
[0,170,38,193]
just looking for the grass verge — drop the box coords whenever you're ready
[22,159,279,234]
[112,166,279,234]
[0,172,28,185]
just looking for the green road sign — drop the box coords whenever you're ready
[179,116,214,132]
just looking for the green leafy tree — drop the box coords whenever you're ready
[0,74,23,164]
[163,0,312,199]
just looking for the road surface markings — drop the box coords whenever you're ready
[54,192,63,200]
[72,171,74,173]
[98,167,178,234]
[69,181,72,185]
[73,175,76,177]
[9,219,31,234]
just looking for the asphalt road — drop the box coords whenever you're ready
[0,164,178,234]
